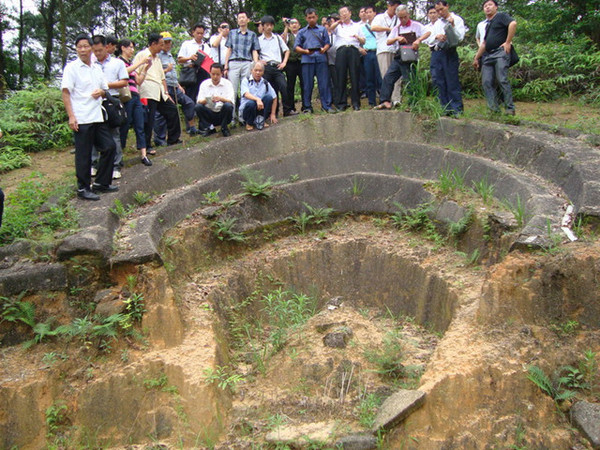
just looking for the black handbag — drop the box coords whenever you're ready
[102,92,127,128]
[179,66,198,86]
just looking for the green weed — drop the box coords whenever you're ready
[239,166,278,198]
[202,190,221,204]
[132,191,152,206]
[526,365,576,403]
[203,365,245,391]
[471,176,495,205]
[391,203,445,246]
[211,217,246,242]
[350,177,366,197]
[364,330,405,380]
[503,194,529,228]
[438,167,467,195]
[356,393,383,428]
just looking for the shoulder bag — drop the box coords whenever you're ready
[102,92,127,128]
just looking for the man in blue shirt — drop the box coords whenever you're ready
[239,61,278,131]
[295,8,335,113]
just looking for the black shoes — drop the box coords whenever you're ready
[187,126,199,135]
[92,183,119,193]
[222,127,231,137]
[141,156,153,166]
[353,105,361,111]
[200,128,217,137]
[77,189,100,201]
[283,111,299,117]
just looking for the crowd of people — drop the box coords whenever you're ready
[61,0,517,200]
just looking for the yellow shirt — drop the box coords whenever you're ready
[132,48,167,101]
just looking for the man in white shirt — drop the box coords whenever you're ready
[430,0,466,116]
[371,0,402,105]
[61,35,117,201]
[91,35,129,180]
[258,15,296,117]
[195,64,235,137]
[209,22,230,65]
[329,6,365,111]
[177,23,212,104]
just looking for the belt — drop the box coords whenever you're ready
[365,49,376,52]
[229,58,251,62]
[487,47,503,54]
[338,45,358,49]
[266,61,280,67]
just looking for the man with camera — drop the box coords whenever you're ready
[371,0,402,106]
[178,23,212,105]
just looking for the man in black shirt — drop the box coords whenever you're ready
[473,0,517,115]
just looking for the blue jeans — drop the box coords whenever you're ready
[430,48,463,114]
[481,50,514,113]
[364,50,381,106]
[241,95,274,125]
[120,93,146,150]
[301,62,332,111]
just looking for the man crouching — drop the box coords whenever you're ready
[195,63,235,137]
[239,61,278,131]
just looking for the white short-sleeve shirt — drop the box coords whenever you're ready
[95,55,128,95]
[61,58,108,124]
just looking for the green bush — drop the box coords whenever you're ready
[0,84,71,154]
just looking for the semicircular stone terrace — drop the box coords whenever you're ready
[52,111,599,266]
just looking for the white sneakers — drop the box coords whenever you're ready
[112,169,121,179]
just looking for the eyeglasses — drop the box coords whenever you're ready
[220,25,229,29]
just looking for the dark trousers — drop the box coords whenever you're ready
[0,187,4,227]
[328,64,340,109]
[284,60,303,112]
[363,50,381,106]
[155,86,196,141]
[380,58,415,103]
[301,62,332,111]
[241,95,274,125]
[481,50,514,113]
[430,48,463,114]
[263,64,292,115]
[120,93,146,150]
[74,122,116,190]
[145,97,181,149]
[335,46,361,109]
[195,103,234,130]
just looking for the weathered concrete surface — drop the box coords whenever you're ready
[0,262,66,296]
[570,401,600,449]
[335,433,378,449]
[371,389,426,432]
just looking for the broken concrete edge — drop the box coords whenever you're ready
[370,389,427,433]
[570,400,600,449]
[0,263,68,297]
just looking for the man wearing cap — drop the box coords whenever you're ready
[195,63,235,137]
[371,0,402,106]
[155,31,198,141]
[258,15,296,117]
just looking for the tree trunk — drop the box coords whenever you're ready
[40,0,58,80]
[18,0,24,87]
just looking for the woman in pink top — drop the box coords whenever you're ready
[117,39,153,166]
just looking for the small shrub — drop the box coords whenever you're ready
[203,365,244,391]
[132,191,152,206]
[202,190,221,204]
[526,365,576,403]
[211,217,246,242]
[239,167,276,198]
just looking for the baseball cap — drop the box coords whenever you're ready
[160,31,173,41]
